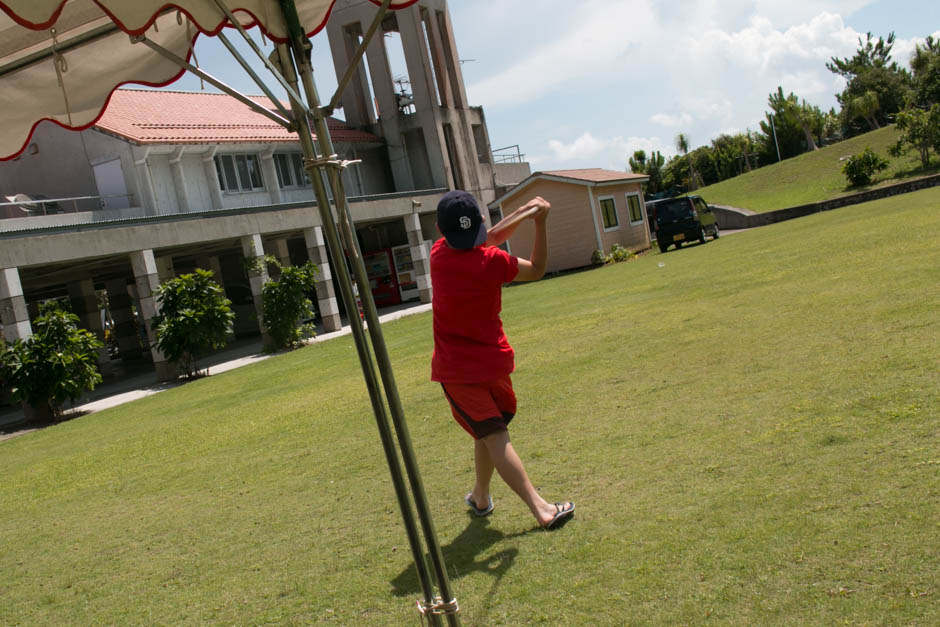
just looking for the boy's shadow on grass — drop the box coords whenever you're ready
[390,516,527,598]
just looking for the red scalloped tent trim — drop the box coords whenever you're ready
[0,0,420,160]
[0,0,419,40]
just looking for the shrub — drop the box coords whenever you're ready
[261,261,319,350]
[591,249,608,266]
[153,269,234,378]
[842,147,889,187]
[0,303,103,420]
[609,243,637,263]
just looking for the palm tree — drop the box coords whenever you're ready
[675,132,695,190]
[848,91,881,130]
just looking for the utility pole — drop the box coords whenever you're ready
[770,114,782,163]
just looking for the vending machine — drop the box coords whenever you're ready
[391,244,419,302]
[362,249,401,307]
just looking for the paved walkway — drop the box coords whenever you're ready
[0,302,431,440]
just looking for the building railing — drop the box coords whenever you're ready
[0,188,450,237]
[491,144,526,164]
[0,194,136,218]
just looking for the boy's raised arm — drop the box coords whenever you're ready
[513,197,550,282]
[486,196,549,247]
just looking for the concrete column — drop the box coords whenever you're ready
[435,6,469,108]
[0,267,32,342]
[67,279,109,369]
[273,238,291,267]
[363,31,414,191]
[208,256,224,283]
[155,256,175,283]
[304,226,341,332]
[260,150,282,205]
[241,234,271,345]
[169,147,192,214]
[404,214,432,304]
[106,278,142,360]
[421,6,454,108]
[131,250,175,380]
[202,147,223,210]
[133,148,159,216]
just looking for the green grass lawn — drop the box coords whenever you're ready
[697,126,939,212]
[2,189,938,624]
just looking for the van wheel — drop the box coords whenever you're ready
[713,226,720,239]
[659,241,668,253]
[699,228,707,244]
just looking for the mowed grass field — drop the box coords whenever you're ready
[1,189,938,625]
[696,125,938,212]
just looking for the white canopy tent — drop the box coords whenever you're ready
[0,1,459,623]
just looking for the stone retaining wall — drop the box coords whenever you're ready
[712,173,940,229]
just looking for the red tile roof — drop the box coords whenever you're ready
[95,89,381,145]
[489,168,649,207]
[538,168,647,183]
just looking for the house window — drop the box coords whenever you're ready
[274,153,310,189]
[599,196,619,231]
[214,154,264,192]
[626,193,644,224]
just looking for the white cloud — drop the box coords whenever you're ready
[466,0,659,107]
[776,71,832,100]
[688,13,859,75]
[752,0,877,28]
[456,0,933,172]
[537,132,671,171]
[893,30,940,68]
[650,112,693,128]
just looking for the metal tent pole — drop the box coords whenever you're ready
[275,51,443,627]
[276,2,460,623]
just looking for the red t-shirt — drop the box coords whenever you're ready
[430,238,520,383]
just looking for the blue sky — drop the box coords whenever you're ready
[161,0,940,172]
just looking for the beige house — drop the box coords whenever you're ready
[489,169,651,273]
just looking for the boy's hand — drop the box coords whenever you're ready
[521,196,551,223]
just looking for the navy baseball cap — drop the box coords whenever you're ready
[437,190,487,249]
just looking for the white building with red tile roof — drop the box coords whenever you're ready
[0,0,509,389]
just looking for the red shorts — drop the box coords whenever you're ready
[441,375,517,440]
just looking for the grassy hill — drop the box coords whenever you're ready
[696,125,938,212]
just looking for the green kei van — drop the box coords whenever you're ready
[646,195,720,253]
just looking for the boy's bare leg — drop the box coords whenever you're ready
[470,438,495,510]
[481,430,570,526]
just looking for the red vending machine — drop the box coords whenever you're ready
[362,249,401,307]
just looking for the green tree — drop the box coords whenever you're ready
[909,35,940,107]
[1,304,103,421]
[628,149,647,174]
[846,90,881,130]
[797,99,825,150]
[710,133,754,180]
[152,269,234,378]
[827,32,912,133]
[261,260,319,350]
[759,87,825,159]
[628,149,666,196]
[821,107,843,144]
[889,104,940,169]
[674,133,695,190]
[690,146,718,187]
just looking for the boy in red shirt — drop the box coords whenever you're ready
[431,190,575,529]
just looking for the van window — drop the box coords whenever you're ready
[654,198,693,224]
